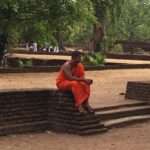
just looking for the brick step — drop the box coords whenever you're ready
[49,126,78,134]
[0,91,49,96]
[0,99,48,105]
[49,102,75,107]
[50,121,104,131]
[0,115,46,126]
[79,128,107,136]
[0,121,48,136]
[0,96,49,101]
[0,105,47,112]
[51,92,73,97]
[103,115,150,129]
[0,102,47,108]
[96,105,150,121]
[49,111,98,119]
[50,106,77,112]
[94,101,148,112]
[48,113,100,123]
[0,107,47,113]
[0,112,47,121]
[49,107,95,114]
[49,110,79,116]
[49,117,101,126]
[0,108,47,116]
[50,101,149,113]
[0,103,47,109]
[48,101,75,107]
[0,114,47,121]
[50,97,73,101]
[50,125,107,135]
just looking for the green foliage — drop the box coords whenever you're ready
[17,59,32,67]
[111,44,123,53]
[0,0,95,47]
[25,60,32,67]
[103,0,150,51]
[82,52,105,65]
[18,60,24,68]
[0,0,150,52]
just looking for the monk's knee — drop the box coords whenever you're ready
[71,81,79,86]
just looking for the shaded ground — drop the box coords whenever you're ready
[0,69,150,150]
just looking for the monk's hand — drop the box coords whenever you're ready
[84,79,93,85]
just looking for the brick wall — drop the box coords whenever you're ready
[0,89,106,135]
[0,88,73,135]
[125,81,150,101]
[106,53,150,61]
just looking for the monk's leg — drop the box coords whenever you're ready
[71,81,90,107]
[82,99,94,113]
[57,80,90,113]
[78,105,87,114]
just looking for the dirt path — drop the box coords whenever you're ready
[0,121,150,150]
[0,69,150,150]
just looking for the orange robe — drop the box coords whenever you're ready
[56,62,90,107]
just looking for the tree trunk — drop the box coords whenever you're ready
[88,23,104,52]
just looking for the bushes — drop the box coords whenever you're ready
[82,52,105,65]
[18,60,32,68]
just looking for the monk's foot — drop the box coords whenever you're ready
[78,105,87,114]
[84,104,94,113]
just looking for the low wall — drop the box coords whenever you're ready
[0,89,105,135]
[106,53,150,61]
[6,57,66,67]
[0,88,71,135]
[125,81,150,101]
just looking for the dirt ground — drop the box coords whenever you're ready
[0,69,150,150]
[8,53,150,64]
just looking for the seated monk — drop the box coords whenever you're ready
[56,51,94,113]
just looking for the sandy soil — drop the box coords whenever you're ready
[0,123,150,150]
[0,69,150,150]
[0,69,150,107]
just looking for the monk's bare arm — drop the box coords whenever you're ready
[62,64,84,81]
[62,64,93,84]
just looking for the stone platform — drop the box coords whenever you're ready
[0,87,150,136]
[0,89,106,136]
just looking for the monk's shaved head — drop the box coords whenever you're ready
[71,51,81,59]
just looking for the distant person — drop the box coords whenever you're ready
[33,41,38,52]
[25,41,30,50]
[29,41,34,51]
[54,46,59,53]
[48,46,54,52]
[56,51,94,113]
[28,41,38,52]
[0,32,7,66]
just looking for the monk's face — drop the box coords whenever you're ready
[71,56,81,67]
